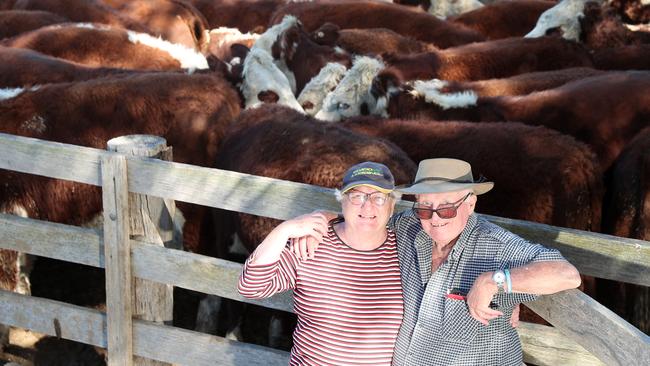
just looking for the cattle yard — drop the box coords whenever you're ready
[0,133,649,365]
[1,0,650,365]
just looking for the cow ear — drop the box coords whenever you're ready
[280,26,301,62]
[311,22,340,46]
[371,71,401,99]
[258,90,280,104]
[230,43,250,60]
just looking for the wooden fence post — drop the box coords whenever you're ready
[107,135,176,366]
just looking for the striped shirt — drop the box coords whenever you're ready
[238,224,403,366]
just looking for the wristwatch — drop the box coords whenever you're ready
[492,270,506,294]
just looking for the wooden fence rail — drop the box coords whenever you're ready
[1,132,649,365]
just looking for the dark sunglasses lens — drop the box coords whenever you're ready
[414,208,433,220]
[437,207,457,219]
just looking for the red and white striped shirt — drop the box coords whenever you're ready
[238,224,403,365]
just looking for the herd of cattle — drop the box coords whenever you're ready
[0,0,649,362]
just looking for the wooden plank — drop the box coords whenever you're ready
[527,289,650,366]
[101,154,134,366]
[0,132,104,186]
[0,213,293,312]
[0,290,290,366]
[517,322,605,366]
[0,132,649,286]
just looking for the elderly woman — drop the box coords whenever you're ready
[238,161,403,366]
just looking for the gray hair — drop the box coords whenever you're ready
[334,188,402,202]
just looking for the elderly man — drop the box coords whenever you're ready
[390,158,581,365]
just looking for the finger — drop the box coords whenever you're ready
[468,307,488,326]
[478,307,503,318]
[307,238,316,259]
[299,237,309,260]
[510,304,521,328]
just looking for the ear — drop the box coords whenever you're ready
[258,90,280,104]
[371,71,401,99]
[280,26,301,62]
[230,43,250,60]
[310,22,340,46]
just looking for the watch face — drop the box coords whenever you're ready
[493,271,505,283]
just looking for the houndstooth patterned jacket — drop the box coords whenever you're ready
[389,212,565,366]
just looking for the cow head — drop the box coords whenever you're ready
[428,0,484,19]
[297,62,348,116]
[526,0,603,41]
[240,48,304,112]
[315,56,384,122]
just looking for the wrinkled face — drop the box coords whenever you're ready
[415,189,476,247]
[341,185,395,233]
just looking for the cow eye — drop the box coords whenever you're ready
[338,102,350,110]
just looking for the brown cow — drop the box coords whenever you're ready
[11,0,149,32]
[310,23,436,56]
[449,0,555,39]
[105,0,211,53]
[189,0,286,33]
[0,45,153,88]
[380,71,650,170]
[0,10,68,39]
[599,127,650,334]
[270,0,486,48]
[0,72,241,349]
[376,36,594,86]
[592,44,650,70]
[2,23,209,71]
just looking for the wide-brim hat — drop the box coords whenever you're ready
[398,158,493,195]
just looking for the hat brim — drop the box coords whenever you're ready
[341,183,394,194]
[397,182,494,195]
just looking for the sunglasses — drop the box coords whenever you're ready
[412,192,472,220]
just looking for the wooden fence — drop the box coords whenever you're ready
[0,132,649,365]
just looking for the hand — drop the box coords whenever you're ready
[510,304,520,328]
[289,235,320,260]
[280,211,329,257]
[466,272,503,326]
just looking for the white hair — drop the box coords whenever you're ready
[408,79,478,109]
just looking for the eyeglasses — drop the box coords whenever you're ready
[412,192,472,220]
[345,190,390,206]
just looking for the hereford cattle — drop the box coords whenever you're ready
[368,67,606,115]
[378,71,650,169]
[240,47,304,112]
[315,56,385,121]
[0,72,241,351]
[10,0,149,33]
[579,1,650,49]
[270,0,486,48]
[600,127,650,334]
[270,16,351,94]
[297,62,348,116]
[592,44,650,70]
[0,46,152,88]
[448,0,555,40]
[188,0,286,33]
[376,36,594,87]
[340,118,603,231]
[2,23,209,71]
[0,10,67,39]
[609,0,650,24]
[526,0,590,41]
[103,0,211,53]
[207,26,259,61]
[391,0,484,19]
[310,23,436,56]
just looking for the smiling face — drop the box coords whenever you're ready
[415,189,476,247]
[341,185,395,234]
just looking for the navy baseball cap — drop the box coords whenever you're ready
[340,161,395,194]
